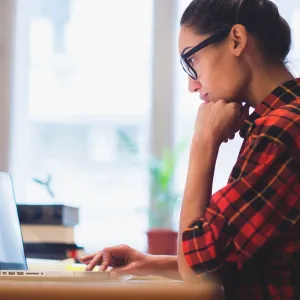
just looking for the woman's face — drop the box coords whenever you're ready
[178,26,249,104]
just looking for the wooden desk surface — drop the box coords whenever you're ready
[0,279,223,300]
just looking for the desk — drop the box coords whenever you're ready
[0,280,223,300]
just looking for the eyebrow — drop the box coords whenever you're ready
[181,46,192,56]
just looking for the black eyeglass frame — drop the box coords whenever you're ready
[180,28,231,80]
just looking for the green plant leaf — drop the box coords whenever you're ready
[109,129,188,229]
[117,129,139,155]
[32,174,55,198]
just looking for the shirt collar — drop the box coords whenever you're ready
[240,78,300,139]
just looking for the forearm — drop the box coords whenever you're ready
[178,137,219,281]
[149,255,182,280]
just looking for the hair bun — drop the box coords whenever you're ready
[239,0,291,61]
[261,0,291,61]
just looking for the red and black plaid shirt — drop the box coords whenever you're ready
[182,78,300,300]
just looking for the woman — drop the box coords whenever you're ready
[80,0,300,298]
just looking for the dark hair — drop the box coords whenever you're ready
[180,0,291,63]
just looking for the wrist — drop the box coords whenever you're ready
[148,255,181,280]
[191,134,220,155]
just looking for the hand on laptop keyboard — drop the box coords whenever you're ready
[80,244,155,278]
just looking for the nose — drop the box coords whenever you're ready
[188,76,202,93]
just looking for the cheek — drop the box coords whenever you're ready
[200,52,247,100]
[219,57,248,99]
[195,55,217,85]
[196,53,227,91]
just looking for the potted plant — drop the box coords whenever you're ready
[117,129,186,255]
[146,145,184,255]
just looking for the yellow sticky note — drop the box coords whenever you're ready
[66,264,100,272]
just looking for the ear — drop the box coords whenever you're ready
[228,24,248,57]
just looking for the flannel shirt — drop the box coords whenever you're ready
[182,78,300,300]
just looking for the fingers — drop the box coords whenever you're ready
[81,251,117,272]
[241,104,250,121]
[223,133,235,143]
[79,252,98,263]
[99,250,112,271]
[80,244,132,272]
[85,251,103,271]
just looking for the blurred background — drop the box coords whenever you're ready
[0,0,299,255]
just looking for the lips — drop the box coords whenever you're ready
[200,93,209,103]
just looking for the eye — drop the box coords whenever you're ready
[187,57,195,66]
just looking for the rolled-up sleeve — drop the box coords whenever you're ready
[182,134,300,275]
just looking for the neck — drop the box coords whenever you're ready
[245,62,294,108]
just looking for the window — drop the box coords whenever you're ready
[12,0,300,254]
[18,0,153,252]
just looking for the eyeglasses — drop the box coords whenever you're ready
[180,28,231,80]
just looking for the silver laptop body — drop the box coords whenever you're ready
[0,172,108,281]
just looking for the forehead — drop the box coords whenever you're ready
[178,26,208,54]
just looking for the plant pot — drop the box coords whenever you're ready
[146,228,178,255]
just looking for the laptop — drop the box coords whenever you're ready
[0,172,109,281]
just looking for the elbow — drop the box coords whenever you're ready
[179,267,197,283]
[178,257,222,286]
[177,253,200,283]
[177,233,201,283]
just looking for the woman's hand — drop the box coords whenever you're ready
[79,244,155,278]
[193,100,249,146]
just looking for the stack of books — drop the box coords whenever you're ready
[17,204,84,260]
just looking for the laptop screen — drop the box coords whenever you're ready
[0,172,27,270]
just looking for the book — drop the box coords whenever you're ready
[17,204,79,226]
[21,225,75,244]
[23,243,84,260]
